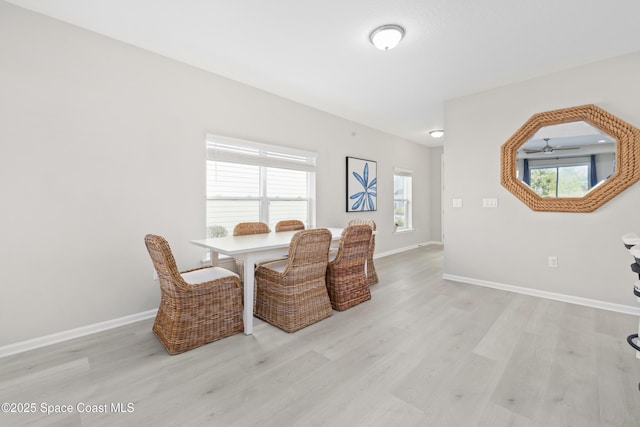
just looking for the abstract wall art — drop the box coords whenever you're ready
[346,157,377,212]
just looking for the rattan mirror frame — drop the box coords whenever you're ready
[501,104,640,212]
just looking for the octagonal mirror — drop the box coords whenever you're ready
[501,104,640,212]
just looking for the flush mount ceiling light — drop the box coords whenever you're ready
[429,130,445,138]
[370,24,405,51]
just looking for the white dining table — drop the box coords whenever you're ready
[191,227,343,335]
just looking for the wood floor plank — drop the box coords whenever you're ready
[475,401,535,427]
[535,311,601,427]
[473,294,539,363]
[596,333,640,427]
[489,331,558,420]
[524,297,565,339]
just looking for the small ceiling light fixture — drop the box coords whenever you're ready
[370,24,405,51]
[429,129,445,138]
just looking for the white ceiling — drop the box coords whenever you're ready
[7,0,640,146]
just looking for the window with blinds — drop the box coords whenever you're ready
[206,135,317,237]
[394,168,413,232]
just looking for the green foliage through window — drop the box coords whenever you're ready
[530,165,589,198]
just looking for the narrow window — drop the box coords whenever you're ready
[394,168,413,232]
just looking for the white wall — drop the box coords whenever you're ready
[0,2,435,347]
[443,51,640,311]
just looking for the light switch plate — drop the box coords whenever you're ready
[482,198,498,208]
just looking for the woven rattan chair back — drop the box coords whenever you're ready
[326,225,372,311]
[233,222,270,236]
[275,219,305,232]
[347,219,378,285]
[232,222,270,283]
[144,234,243,354]
[254,228,333,332]
[284,228,331,272]
[145,234,183,292]
[347,218,376,231]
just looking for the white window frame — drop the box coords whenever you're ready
[206,134,317,236]
[393,167,413,233]
[527,156,591,198]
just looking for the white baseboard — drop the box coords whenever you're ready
[0,309,158,359]
[375,241,441,259]
[443,274,640,316]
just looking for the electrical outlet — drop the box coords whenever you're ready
[452,198,463,208]
[548,256,558,268]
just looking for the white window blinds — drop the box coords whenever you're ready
[205,135,317,237]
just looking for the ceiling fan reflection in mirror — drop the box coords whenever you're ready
[523,138,580,154]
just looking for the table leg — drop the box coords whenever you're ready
[209,250,219,266]
[242,254,255,335]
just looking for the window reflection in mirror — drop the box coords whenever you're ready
[516,121,616,198]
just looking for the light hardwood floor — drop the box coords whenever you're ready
[2,245,639,426]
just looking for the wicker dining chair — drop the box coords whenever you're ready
[255,220,306,266]
[275,219,305,232]
[347,218,379,285]
[144,234,244,354]
[326,225,372,311]
[254,228,333,332]
[233,222,270,236]
[233,222,270,283]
